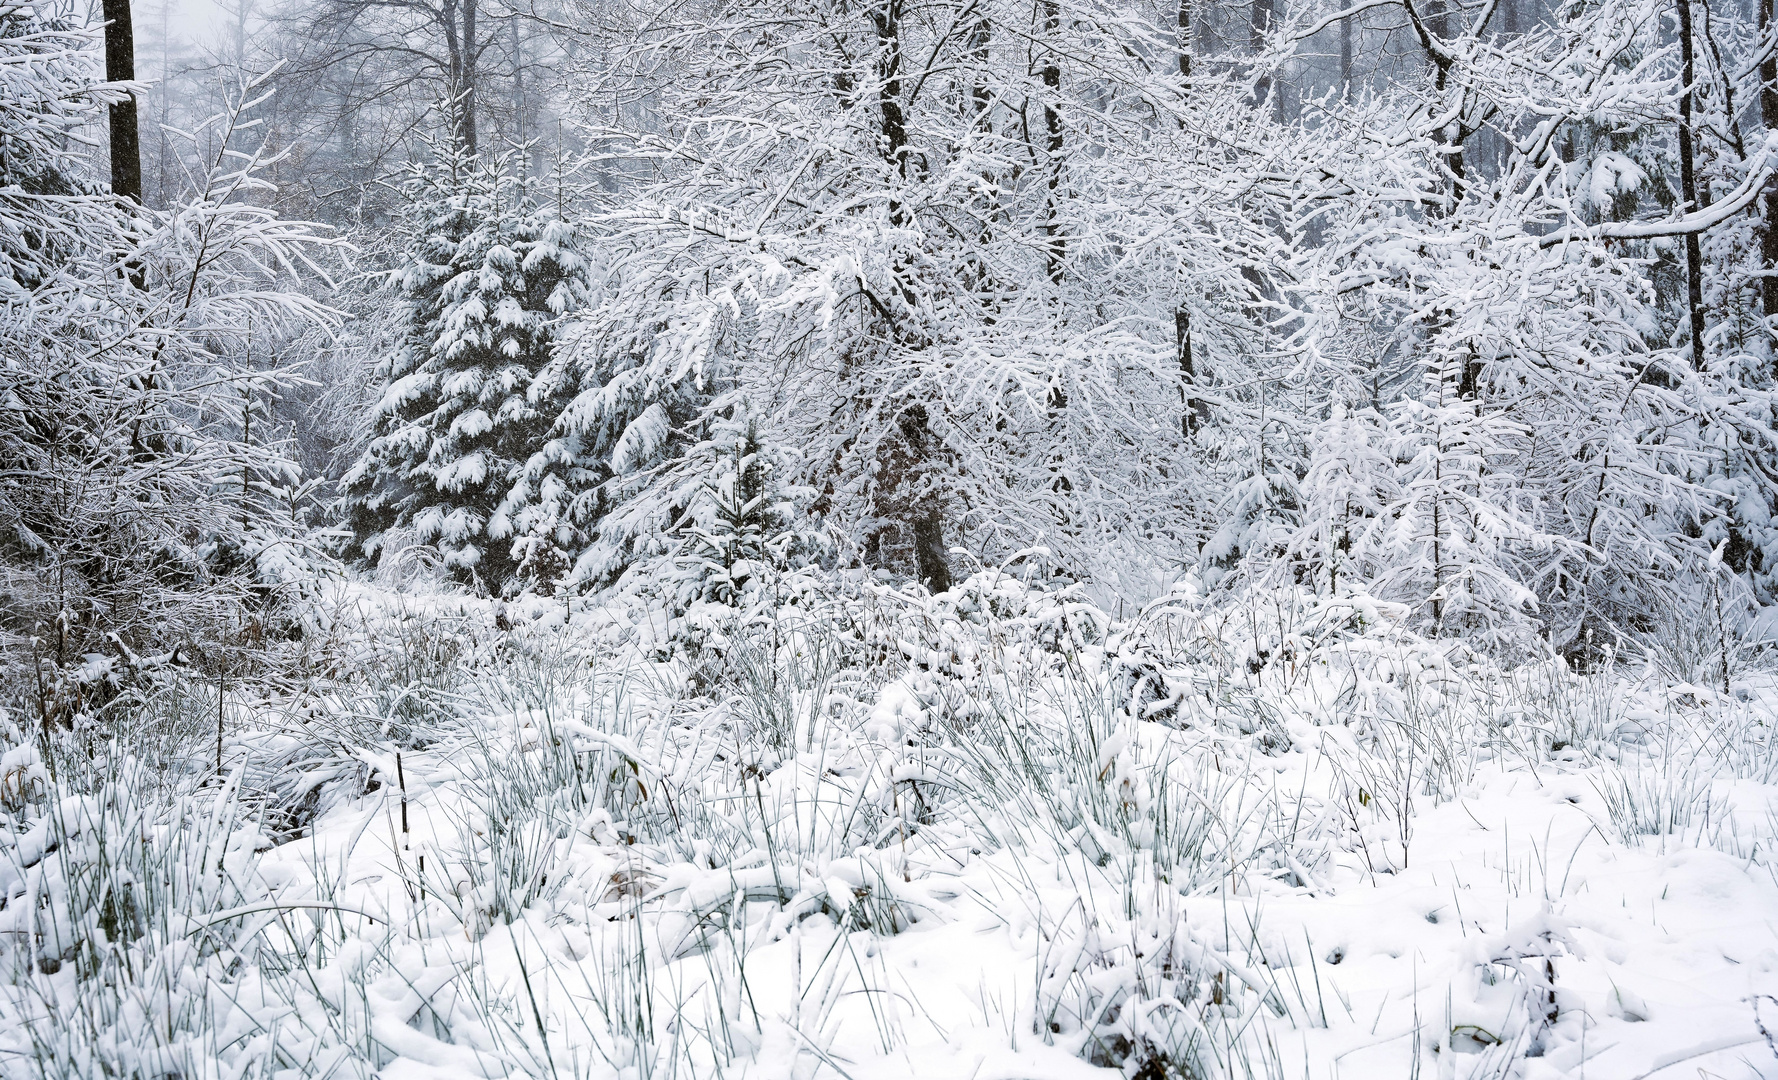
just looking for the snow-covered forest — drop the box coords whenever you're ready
[7,0,1778,1073]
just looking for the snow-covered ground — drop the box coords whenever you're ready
[4,577,1778,1080]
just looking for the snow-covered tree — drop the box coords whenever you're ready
[0,28,338,689]
[343,148,591,594]
[507,227,738,589]
[1379,346,1545,647]
[666,413,829,609]
[1231,0,1778,655]
[545,0,1299,593]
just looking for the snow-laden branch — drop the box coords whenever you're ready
[1540,133,1778,249]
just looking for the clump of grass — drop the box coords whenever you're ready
[1592,751,1717,848]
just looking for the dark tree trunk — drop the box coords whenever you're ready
[875,0,949,594]
[1040,0,1065,284]
[1339,13,1351,93]
[911,512,950,593]
[443,0,464,154]
[1760,0,1778,327]
[1177,0,1191,78]
[898,405,951,593]
[1176,0,1203,436]
[513,18,525,153]
[969,10,990,119]
[1677,0,1707,370]
[461,0,478,156]
[1412,0,1465,208]
[441,0,477,156]
[102,0,141,204]
[1178,307,1208,435]
[873,0,909,220]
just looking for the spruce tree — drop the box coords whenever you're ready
[677,419,796,606]
[510,251,739,589]
[343,149,590,594]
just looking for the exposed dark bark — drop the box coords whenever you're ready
[1339,12,1351,92]
[1760,0,1778,326]
[1040,0,1065,284]
[512,17,524,155]
[1677,0,1707,370]
[461,0,478,154]
[898,405,951,593]
[102,0,143,292]
[102,0,141,205]
[1250,0,1274,108]
[1178,307,1208,435]
[1175,0,1202,433]
[873,0,948,593]
[873,0,909,220]
[911,513,950,592]
[1177,0,1191,78]
[1403,0,1466,208]
[969,10,990,119]
[442,0,464,151]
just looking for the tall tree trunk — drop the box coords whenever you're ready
[1178,308,1209,435]
[874,0,949,593]
[873,0,909,219]
[1040,0,1065,285]
[441,0,477,156]
[102,0,141,204]
[513,18,525,149]
[897,403,951,593]
[443,0,466,156]
[1177,0,1203,434]
[1760,0,1778,327]
[1177,0,1191,78]
[1339,11,1351,93]
[1410,0,1464,209]
[461,0,478,156]
[1677,0,1707,370]
[969,9,990,119]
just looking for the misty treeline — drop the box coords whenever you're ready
[7,0,1778,714]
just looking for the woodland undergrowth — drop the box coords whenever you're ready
[0,569,1775,1080]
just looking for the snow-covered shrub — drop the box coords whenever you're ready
[676,420,806,607]
[6,564,1778,1080]
[1282,404,1400,598]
